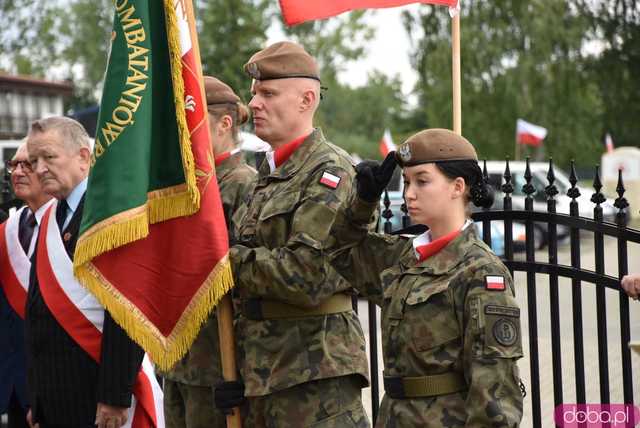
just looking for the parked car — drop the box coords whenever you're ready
[483,161,617,221]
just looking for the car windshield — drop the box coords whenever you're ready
[490,170,570,196]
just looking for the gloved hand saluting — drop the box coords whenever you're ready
[213,380,246,415]
[355,152,398,202]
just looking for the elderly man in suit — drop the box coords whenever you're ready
[25,116,144,428]
[0,142,52,427]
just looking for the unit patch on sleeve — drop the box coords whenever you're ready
[485,275,506,291]
[319,171,341,189]
[492,318,518,346]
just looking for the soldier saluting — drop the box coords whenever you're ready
[215,41,371,427]
[330,129,524,427]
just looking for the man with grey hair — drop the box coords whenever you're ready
[0,141,52,428]
[25,116,144,428]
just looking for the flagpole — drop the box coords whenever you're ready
[183,0,242,426]
[452,12,461,135]
[515,127,520,161]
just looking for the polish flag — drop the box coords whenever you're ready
[516,119,547,147]
[279,0,459,26]
[604,133,614,154]
[379,129,397,157]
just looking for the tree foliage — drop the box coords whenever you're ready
[402,0,608,167]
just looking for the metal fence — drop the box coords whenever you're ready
[361,158,638,426]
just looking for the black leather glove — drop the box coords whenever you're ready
[355,152,398,202]
[213,380,246,415]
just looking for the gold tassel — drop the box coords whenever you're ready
[74,256,234,370]
[74,212,148,269]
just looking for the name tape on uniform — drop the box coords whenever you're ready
[485,275,505,291]
[319,171,341,189]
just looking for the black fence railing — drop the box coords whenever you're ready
[367,157,638,427]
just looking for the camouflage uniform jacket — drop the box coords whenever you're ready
[230,128,369,396]
[331,194,524,427]
[163,152,256,385]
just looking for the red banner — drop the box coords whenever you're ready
[279,0,458,25]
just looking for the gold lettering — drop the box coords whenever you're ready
[117,5,142,31]
[101,121,124,145]
[128,44,148,64]
[114,0,128,11]
[124,27,145,44]
[112,106,134,126]
[94,138,105,157]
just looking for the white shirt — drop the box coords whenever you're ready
[60,177,88,231]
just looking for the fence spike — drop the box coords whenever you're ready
[502,158,513,195]
[523,157,535,197]
[591,165,606,205]
[545,158,558,199]
[614,169,629,212]
[568,160,581,200]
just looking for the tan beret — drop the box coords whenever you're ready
[244,41,320,82]
[395,129,478,167]
[203,76,240,105]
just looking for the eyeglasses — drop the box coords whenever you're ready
[5,159,33,174]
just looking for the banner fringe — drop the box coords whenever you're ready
[163,0,200,209]
[74,213,148,269]
[74,257,234,371]
[148,190,194,224]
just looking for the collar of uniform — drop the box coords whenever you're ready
[215,148,241,167]
[402,222,476,275]
[260,128,325,180]
[216,149,245,180]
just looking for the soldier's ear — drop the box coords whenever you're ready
[300,89,317,112]
[452,176,466,200]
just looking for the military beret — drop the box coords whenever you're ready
[395,128,478,167]
[244,41,320,82]
[204,76,240,106]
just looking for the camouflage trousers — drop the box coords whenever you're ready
[163,379,226,428]
[376,393,468,428]
[244,375,370,428]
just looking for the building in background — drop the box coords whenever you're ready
[0,73,73,164]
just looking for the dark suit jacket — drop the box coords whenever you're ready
[0,210,29,413]
[0,288,28,413]
[25,195,144,426]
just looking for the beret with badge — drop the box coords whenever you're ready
[395,128,478,167]
[243,41,320,82]
[203,75,249,125]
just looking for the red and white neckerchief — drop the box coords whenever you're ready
[412,220,472,262]
[265,133,310,172]
[0,200,54,318]
[214,147,241,167]
[36,201,164,428]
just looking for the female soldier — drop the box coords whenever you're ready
[163,76,255,428]
[331,128,523,427]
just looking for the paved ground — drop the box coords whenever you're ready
[356,231,640,427]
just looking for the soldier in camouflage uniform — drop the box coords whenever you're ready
[217,41,370,427]
[162,76,256,428]
[330,129,524,427]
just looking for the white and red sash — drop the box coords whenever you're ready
[36,202,164,428]
[0,206,32,318]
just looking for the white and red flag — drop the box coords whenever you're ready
[278,0,458,26]
[379,128,397,157]
[604,133,615,154]
[516,119,547,147]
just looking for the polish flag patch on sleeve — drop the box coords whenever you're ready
[485,275,506,291]
[319,171,341,189]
